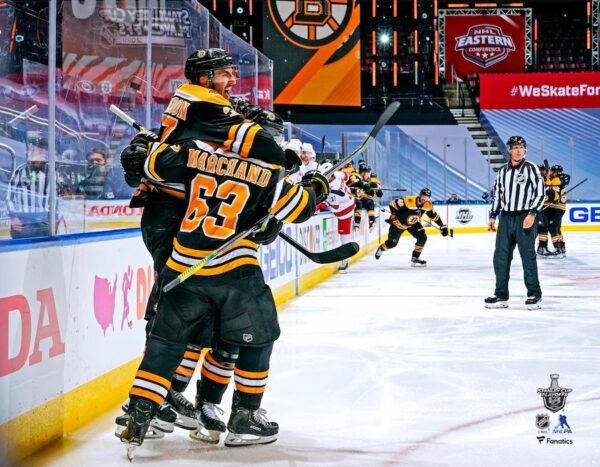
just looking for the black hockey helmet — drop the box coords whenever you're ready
[184,48,237,84]
[247,106,284,141]
[358,164,371,173]
[420,187,432,197]
[550,164,563,173]
[537,163,547,172]
[506,135,527,149]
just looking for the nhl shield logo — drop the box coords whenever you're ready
[455,208,473,224]
[535,414,550,430]
[455,24,516,68]
[242,333,254,343]
[537,374,572,413]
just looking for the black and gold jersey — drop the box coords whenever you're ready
[144,140,316,284]
[543,176,567,211]
[388,195,444,229]
[158,83,285,165]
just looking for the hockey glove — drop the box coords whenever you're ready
[250,218,283,245]
[301,170,330,204]
[440,226,449,237]
[120,130,158,187]
[284,148,302,173]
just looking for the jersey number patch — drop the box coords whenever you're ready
[181,174,250,239]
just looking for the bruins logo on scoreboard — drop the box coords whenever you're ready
[267,0,354,49]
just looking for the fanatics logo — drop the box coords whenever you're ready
[455,24,516,68]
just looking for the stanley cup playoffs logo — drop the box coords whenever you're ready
[268,0,354,49]
[537,374,572,413]
[455,24,515,68]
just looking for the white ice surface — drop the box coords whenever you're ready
[21,232,600,467]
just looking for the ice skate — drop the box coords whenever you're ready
[525,296,542,310]
[484,296,508,309]
[411,257,427,267]
[374,246,383,259]
[224,407,279,447]
[166,388,198,430]
[115,402,175,440]
[537,245,552,257]
[190,399,226,443]
[338,259,349,272]
[119,399,155,460]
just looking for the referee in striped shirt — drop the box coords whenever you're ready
[6,131,53,239]
[485,136,545,310]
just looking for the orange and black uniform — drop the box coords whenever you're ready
[537,173,568,251]
[129,140,315,412]
[379,196,445,260]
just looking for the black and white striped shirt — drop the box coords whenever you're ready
[6,163,50,214]
[490,158,545,217]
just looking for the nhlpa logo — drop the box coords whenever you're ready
[455,24,516,68]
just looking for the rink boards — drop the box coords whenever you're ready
[0,212,384,463]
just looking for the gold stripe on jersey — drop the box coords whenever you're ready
[146,143,169,181]
[175,83,231,106]
[173,237,258,258]
[240,124,262,158]
[283,189,310,223]
[167,256,260,276]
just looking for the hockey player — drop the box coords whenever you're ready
[374,188,449,267]
[315,162,356,272]
[349,165,382,231]
[537,164,569,257]
[118,48,294,435]
[118,135,329,456]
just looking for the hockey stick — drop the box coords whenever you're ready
[379,187,407,192]
[109,104,149,132]
[279,232,359,263]
[325,101,400,176]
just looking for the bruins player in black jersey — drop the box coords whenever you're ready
[374,188,449,267]
[119,140,328,453]
[537,164,569,257]
[348,164,382,231]
[118,49,295,435]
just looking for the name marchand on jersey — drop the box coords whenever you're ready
[144,140,315,283]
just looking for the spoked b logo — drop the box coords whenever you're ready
[267,0,354,49]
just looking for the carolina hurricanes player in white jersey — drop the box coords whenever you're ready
[316,162,356,272]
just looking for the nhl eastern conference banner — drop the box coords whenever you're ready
[443,12,527,80]
[264,0,361,106]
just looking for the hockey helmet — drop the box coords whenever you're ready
[420,187,432,197]
[550,164,563,174]
[318,161,334,174]
[184,48,237,84]
[283,138,303,156]
[358,164,371,174]
[537,163,548,173]
[506,135,527,149]
[301,142,316,161]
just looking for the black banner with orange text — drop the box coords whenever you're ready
[263,0,361,106]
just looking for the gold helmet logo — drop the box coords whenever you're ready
[267,0,354,49]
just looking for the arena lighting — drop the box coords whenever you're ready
[372,30,376,54]
[380,33,390,45]
[507,3,524,6]
[448,4,470,8]
[475,3,498,7]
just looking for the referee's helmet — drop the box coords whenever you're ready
[506,135,527,149]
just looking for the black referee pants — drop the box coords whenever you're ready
[493,212,542,299]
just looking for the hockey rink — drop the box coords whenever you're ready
[21,231,600,467]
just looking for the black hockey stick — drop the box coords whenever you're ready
[379,187,407,192]
[279,232,359,264]
[326,101,400,176]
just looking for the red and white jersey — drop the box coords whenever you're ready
[321,171,355,220]
[291,160,319,183]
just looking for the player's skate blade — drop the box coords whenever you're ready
[224,432,278,447]
[115,414,166,439]
[484,296,508,309]
[126,443,136,462]
[189,424,221,444]
[526,297,542,310]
